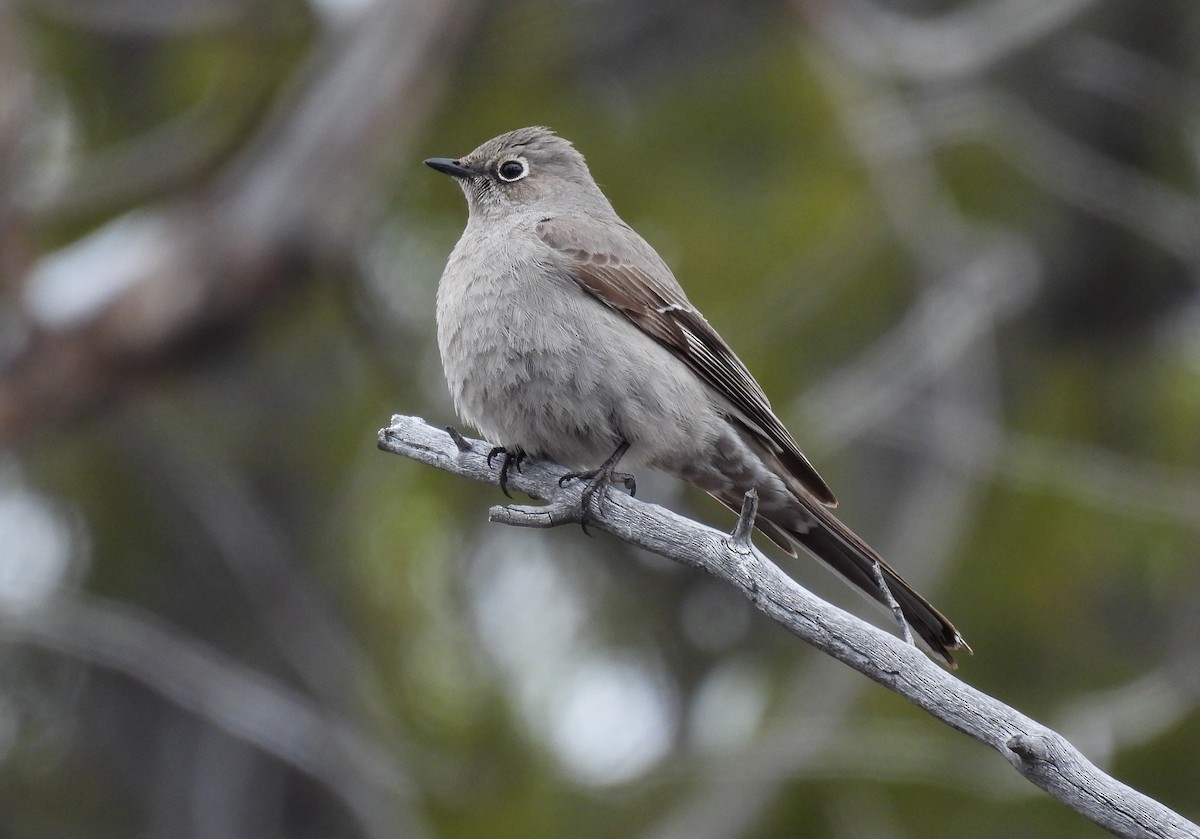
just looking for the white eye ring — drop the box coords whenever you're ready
[496,156,529,182]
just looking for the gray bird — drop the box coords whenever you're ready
[426,126,968,666]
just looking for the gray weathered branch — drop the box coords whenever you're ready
[379,413,1199,839]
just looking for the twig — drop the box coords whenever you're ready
[867,555,913,647]
[379,413,1200,839]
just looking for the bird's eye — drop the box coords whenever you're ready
[497,157,528,182]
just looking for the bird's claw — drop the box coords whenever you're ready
[488,446,527,499]
[557,441,633,535]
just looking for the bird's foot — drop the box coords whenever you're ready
[557,441,635,534]
[487,446,527,499]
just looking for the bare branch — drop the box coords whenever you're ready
[798,0,1099,83]
[0,592,427,839]
[379,413,1200,839]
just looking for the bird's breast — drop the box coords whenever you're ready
[435,227,718,468]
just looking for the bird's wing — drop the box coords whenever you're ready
[536,215,837,507]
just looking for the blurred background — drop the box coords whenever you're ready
[1,0,1198,836]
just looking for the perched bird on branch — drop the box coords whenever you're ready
[425,126,968,666]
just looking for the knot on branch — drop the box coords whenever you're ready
[1006,731,1061,770]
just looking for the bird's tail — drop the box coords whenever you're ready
[712,489,969,667]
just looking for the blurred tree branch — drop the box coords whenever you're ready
[0,0,475,445]
[0,591,427,839]
[379,413,1200,839]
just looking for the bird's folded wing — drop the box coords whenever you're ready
[536,215,837,507]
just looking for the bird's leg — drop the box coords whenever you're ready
[558,440,635,533]
[487,446,527,499]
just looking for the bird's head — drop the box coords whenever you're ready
[425,126,607,219]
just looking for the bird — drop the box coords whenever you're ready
[425,126,968,666]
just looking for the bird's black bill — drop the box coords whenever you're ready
[424,158,476,178]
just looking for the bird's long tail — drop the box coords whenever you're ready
[712,489,969,667]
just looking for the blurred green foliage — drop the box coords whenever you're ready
[3,0,1199,837]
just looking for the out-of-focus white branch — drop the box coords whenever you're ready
[874,402,1200,532]
[0,0,477,444]
[914,88,1200,265]
[0,592,427,839]
[800,0,1100,82]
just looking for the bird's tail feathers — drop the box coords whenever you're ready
[710,489,969,667]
